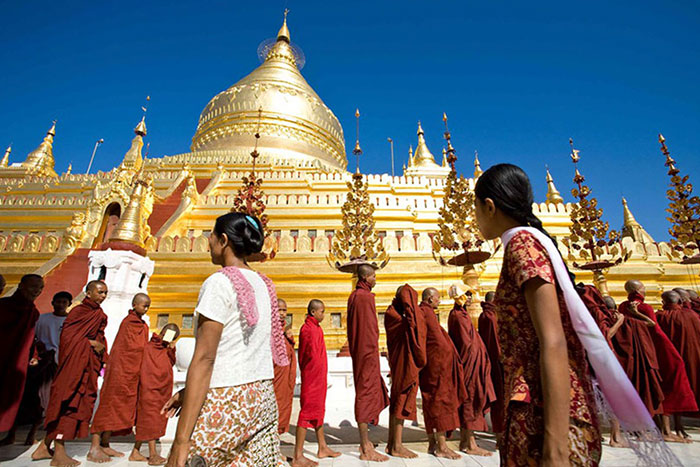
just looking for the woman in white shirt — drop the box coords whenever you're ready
[164,212,289,467]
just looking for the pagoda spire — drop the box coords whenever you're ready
[120,115,147,172]
[621,197,655,244]
[441,148,447,167]
[0,145,10,167]
[413,121,437,166]
[408,145,414,167]
[109,178,148,249]
[277,8,290,43]
[23,121,57,177]
[473,150,483,178]
[545,167,564,204]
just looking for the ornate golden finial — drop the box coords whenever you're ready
[0,145,10,167]
[120,109,148,172]
[621,197,655,244]
[23,121,58,177]
[277,8,291,43]
[135,96,150,136]
[442,113,456,171]
[66,163,72,175]
[441,148,447,167]
[407,145,414,167]
[622,197,637,226]
[562,140,629,293]
[473,150,483,178]
[659,134,700,263]
[545,166,564,204]
[353,108,362,173]
[412,121,438,167]
[109,178,148,248]
[327,171,389,273]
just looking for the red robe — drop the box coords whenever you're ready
[383,285,427,421]
[630,293,698,414]
[0,293,40,431]
[448,303,495,431]
[615,295,664,416]
[418,301,467,434]
[135,334,176,441]
[273,333,297,434]
[478,301,505,433]
[578,285,616,349]
[297,315,328,428]
[91,309,149,435]
[45,298,108,440]
[688,299,700,315]
[657,302,700,414]
[347,280,390,425]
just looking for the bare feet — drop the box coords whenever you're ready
[317,445,341,459]
[148,454,167,465]
[86,446,111,463]
[129,448,148,462]
[359,443,389,462]
[101,446,124,457]
[290,454,318,467]
[663,433,692,444]
[433,446,461,460]
[50,451,81,467]
[609,437,629,448]
[677,428,690,439]
[386,444,418,458]
[32,442,54,461]
[459,444,493,456]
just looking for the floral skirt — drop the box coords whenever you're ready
[499,401,602,467]
[191,380,284,466]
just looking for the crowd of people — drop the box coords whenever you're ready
[1,164,699,466]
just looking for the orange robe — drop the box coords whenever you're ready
[383,285,426,421]
[478,301,505,433]
[135,334,176,441]
[45,298,108,440]
[448,303,495,431]
[0,294,40,431]
[347,279,389,425]
[297,315,327,428]
[273,333,296,434]
[91,309,149,435]
[418,301,466,434]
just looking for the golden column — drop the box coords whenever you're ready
[562,139,629,294]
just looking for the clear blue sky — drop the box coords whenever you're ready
[1,1,699,241]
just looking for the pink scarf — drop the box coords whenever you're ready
[219,266,290,367]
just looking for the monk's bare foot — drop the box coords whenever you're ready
[460,444,493,456]
[317,445,341,459]
[387,444,418,458]
[433,446,461,460]
[86,446,111,463]
[32,442,54,460]
[290,454,318,467]
[359,444,389,462]
[129,449,148,462]
[677,428,690,439]
[50,452,81,467]
[609,437,629,448]
[663,433,691,444]
[101,446,124,457]
[0,434,15,446]
[147,454,167,465]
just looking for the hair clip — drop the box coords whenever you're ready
[245,215,259,229]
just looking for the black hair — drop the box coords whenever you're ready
[20,273,43,283]
[475,163,573,283]
[53,291,73,302]
[307,299,324,315]
[213,212,264,257]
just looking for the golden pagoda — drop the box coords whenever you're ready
[0,15,697,350]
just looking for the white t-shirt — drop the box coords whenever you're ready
[35,313,67,362]
[194,270,273,388]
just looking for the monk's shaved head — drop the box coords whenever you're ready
[132,293,150,306]
[277,298,287,307]
[484,291,495,303]
[307,299,324,314]
[674,288,690,303]
[603,296,616,311]
[86,280,107,292]
[422,287,439,302]
[662,291,681,306]
[624,280,644,294]
[688,290,699,300]
[357,264,375,279]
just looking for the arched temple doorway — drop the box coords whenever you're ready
[93,202,121,247]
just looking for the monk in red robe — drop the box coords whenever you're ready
[273,298,297,436]
[615,280,665,417]
[657,290,700,439]
[131,323,179,465]
[419,287,467,460]
[447,284,494,457]
[347,264,390,462]
[625,280,697,442]
[292,300,340,467]
[89,293,151,462]
[687,289,700,315]
[0,274,43,443]
[383,284,426,458]
[32,280,109,467]
[478,291,505,435]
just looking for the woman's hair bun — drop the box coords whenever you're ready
[213,212,264,257]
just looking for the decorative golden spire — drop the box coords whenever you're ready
[109,178,148,248]
[545,167,564,204]
[408,145,414,167]
[473,150,483,178]
[277,8,291,43]
[0,145,10,167]
[621,197,655,244]
[441,148,447,167]
[353,108,362,173]
[135,115,147,136]
[23,121,58,177]
[413,121,437,166]
[120,115,147,172]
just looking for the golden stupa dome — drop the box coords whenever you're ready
[191,17,347,171]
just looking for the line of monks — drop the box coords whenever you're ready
[0,275,180,467]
